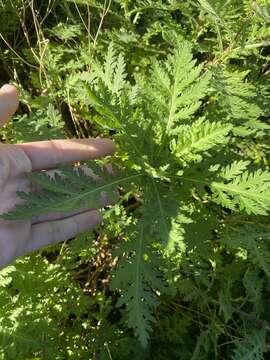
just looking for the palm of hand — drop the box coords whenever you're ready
[0,144,32,266]
[0,85,115,268]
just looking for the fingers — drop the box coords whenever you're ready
[25,210,102,253]
[0,84,19,127]
[16,138,116,171]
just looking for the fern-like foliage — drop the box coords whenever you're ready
[145,41,211,134]
[110,221,161,347]
[111,179,180,345]
[2,0,270,357]
[232,329,267,360]
[170,117,231,163]
[221,225,270,277]
[211,168,270,215]
[219,160,251,180]
[0,163,140,220]
[91,43,127,99]
[3,40,270,350]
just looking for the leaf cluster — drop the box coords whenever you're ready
[0,0,270,359]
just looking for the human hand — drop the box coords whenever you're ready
[0,84,116,268]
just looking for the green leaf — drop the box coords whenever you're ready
[221,226,270,277]
[218,288,233,323]
[147,41,211,134]
[171,118,231,163]
[232,329,267,360]
[220,160,250,181]
[211,170,270,215]
[0,164,142,220]
[111,221,162,347]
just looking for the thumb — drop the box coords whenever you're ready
[0,84,19,128]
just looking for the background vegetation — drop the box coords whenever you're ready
[0,0,270,359]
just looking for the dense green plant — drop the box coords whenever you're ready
[1,0,270,359]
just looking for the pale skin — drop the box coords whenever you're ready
[0,84,116,268]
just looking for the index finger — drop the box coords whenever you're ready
[16,138,116,171]
[0,85,19,127]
